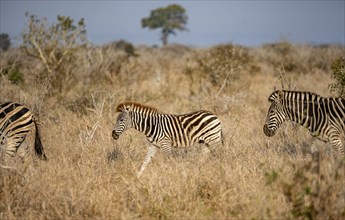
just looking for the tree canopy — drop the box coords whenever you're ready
[141,4,188,46]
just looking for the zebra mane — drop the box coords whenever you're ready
[268,90,281,102]
[269,90,326,103]
[116,102,162,114]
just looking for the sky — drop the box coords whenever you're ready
[0,0,344,47]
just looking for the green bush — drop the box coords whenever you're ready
[7,67,23,84]
[0,57,24,85]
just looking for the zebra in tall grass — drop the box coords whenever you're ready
[112,102,223,177]
[263,90,345,157]
[0,102,47,164]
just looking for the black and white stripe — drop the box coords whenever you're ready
[112,102,223,177]
[263,90,345,157]
[0,102,47,161]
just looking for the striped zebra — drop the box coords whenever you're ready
[263,90,345,157]
[112,102,223,177]
[0,102,47,164]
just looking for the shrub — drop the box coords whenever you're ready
[260,41,344,74]
[21,13,87,96]
[109,40,137,57]
[0,33,11,51]
[0,53,24,85]
[329,57,345,98]
[7,67,23,84]
[262,41,298,72]
[187,44,258,95]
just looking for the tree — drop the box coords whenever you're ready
[142,4,188,46]
[0,33,11,51]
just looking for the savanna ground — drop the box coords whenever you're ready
[1,41,345,219]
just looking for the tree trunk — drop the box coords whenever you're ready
[161,29,169,46]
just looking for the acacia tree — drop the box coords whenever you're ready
[142,4,188,46]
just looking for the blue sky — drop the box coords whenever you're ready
[0,1,344,47]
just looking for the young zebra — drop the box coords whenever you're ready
[112,102,223,177]
[263,90,345,157]
[0,102,47,163]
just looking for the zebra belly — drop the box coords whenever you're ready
[150,135,192,148]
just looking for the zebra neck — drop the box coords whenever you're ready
[130,112,158,138]
[283,98,314,130]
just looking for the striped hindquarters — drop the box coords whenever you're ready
[174,110,222,147]
[0,102,47,160]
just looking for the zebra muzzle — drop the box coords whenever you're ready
[263,124,275,137]
[112,130,119,140]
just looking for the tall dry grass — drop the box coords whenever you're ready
[1,42,344,219]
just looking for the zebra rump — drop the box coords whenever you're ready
[0,102,47,160]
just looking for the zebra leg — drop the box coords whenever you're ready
[335,140,344,158]
[330,138,344,158]
[17,141,30,161]
[193,141,209,157]
[199,142,210,156]
[161,143,172,156]
[329,132,344,158]
[137,144,157,178]
[204,137,222,157]
[0,136,6,161]
[16,141,34,173]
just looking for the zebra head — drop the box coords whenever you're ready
[112,104,133,140]
[263,90,286,137]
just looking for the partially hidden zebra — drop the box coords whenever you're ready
[0,102,47,164]
[112,102,223,177]
[263,90,345,157]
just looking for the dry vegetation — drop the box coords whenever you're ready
[1,41,345,219]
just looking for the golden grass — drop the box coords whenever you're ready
[1,42,344,219]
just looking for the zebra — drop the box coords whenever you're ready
[0,102,47,164]
[263,90,345,157]
[112,102,223,177]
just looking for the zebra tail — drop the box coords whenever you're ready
[34,122,47,160]
[221,130,225,145]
